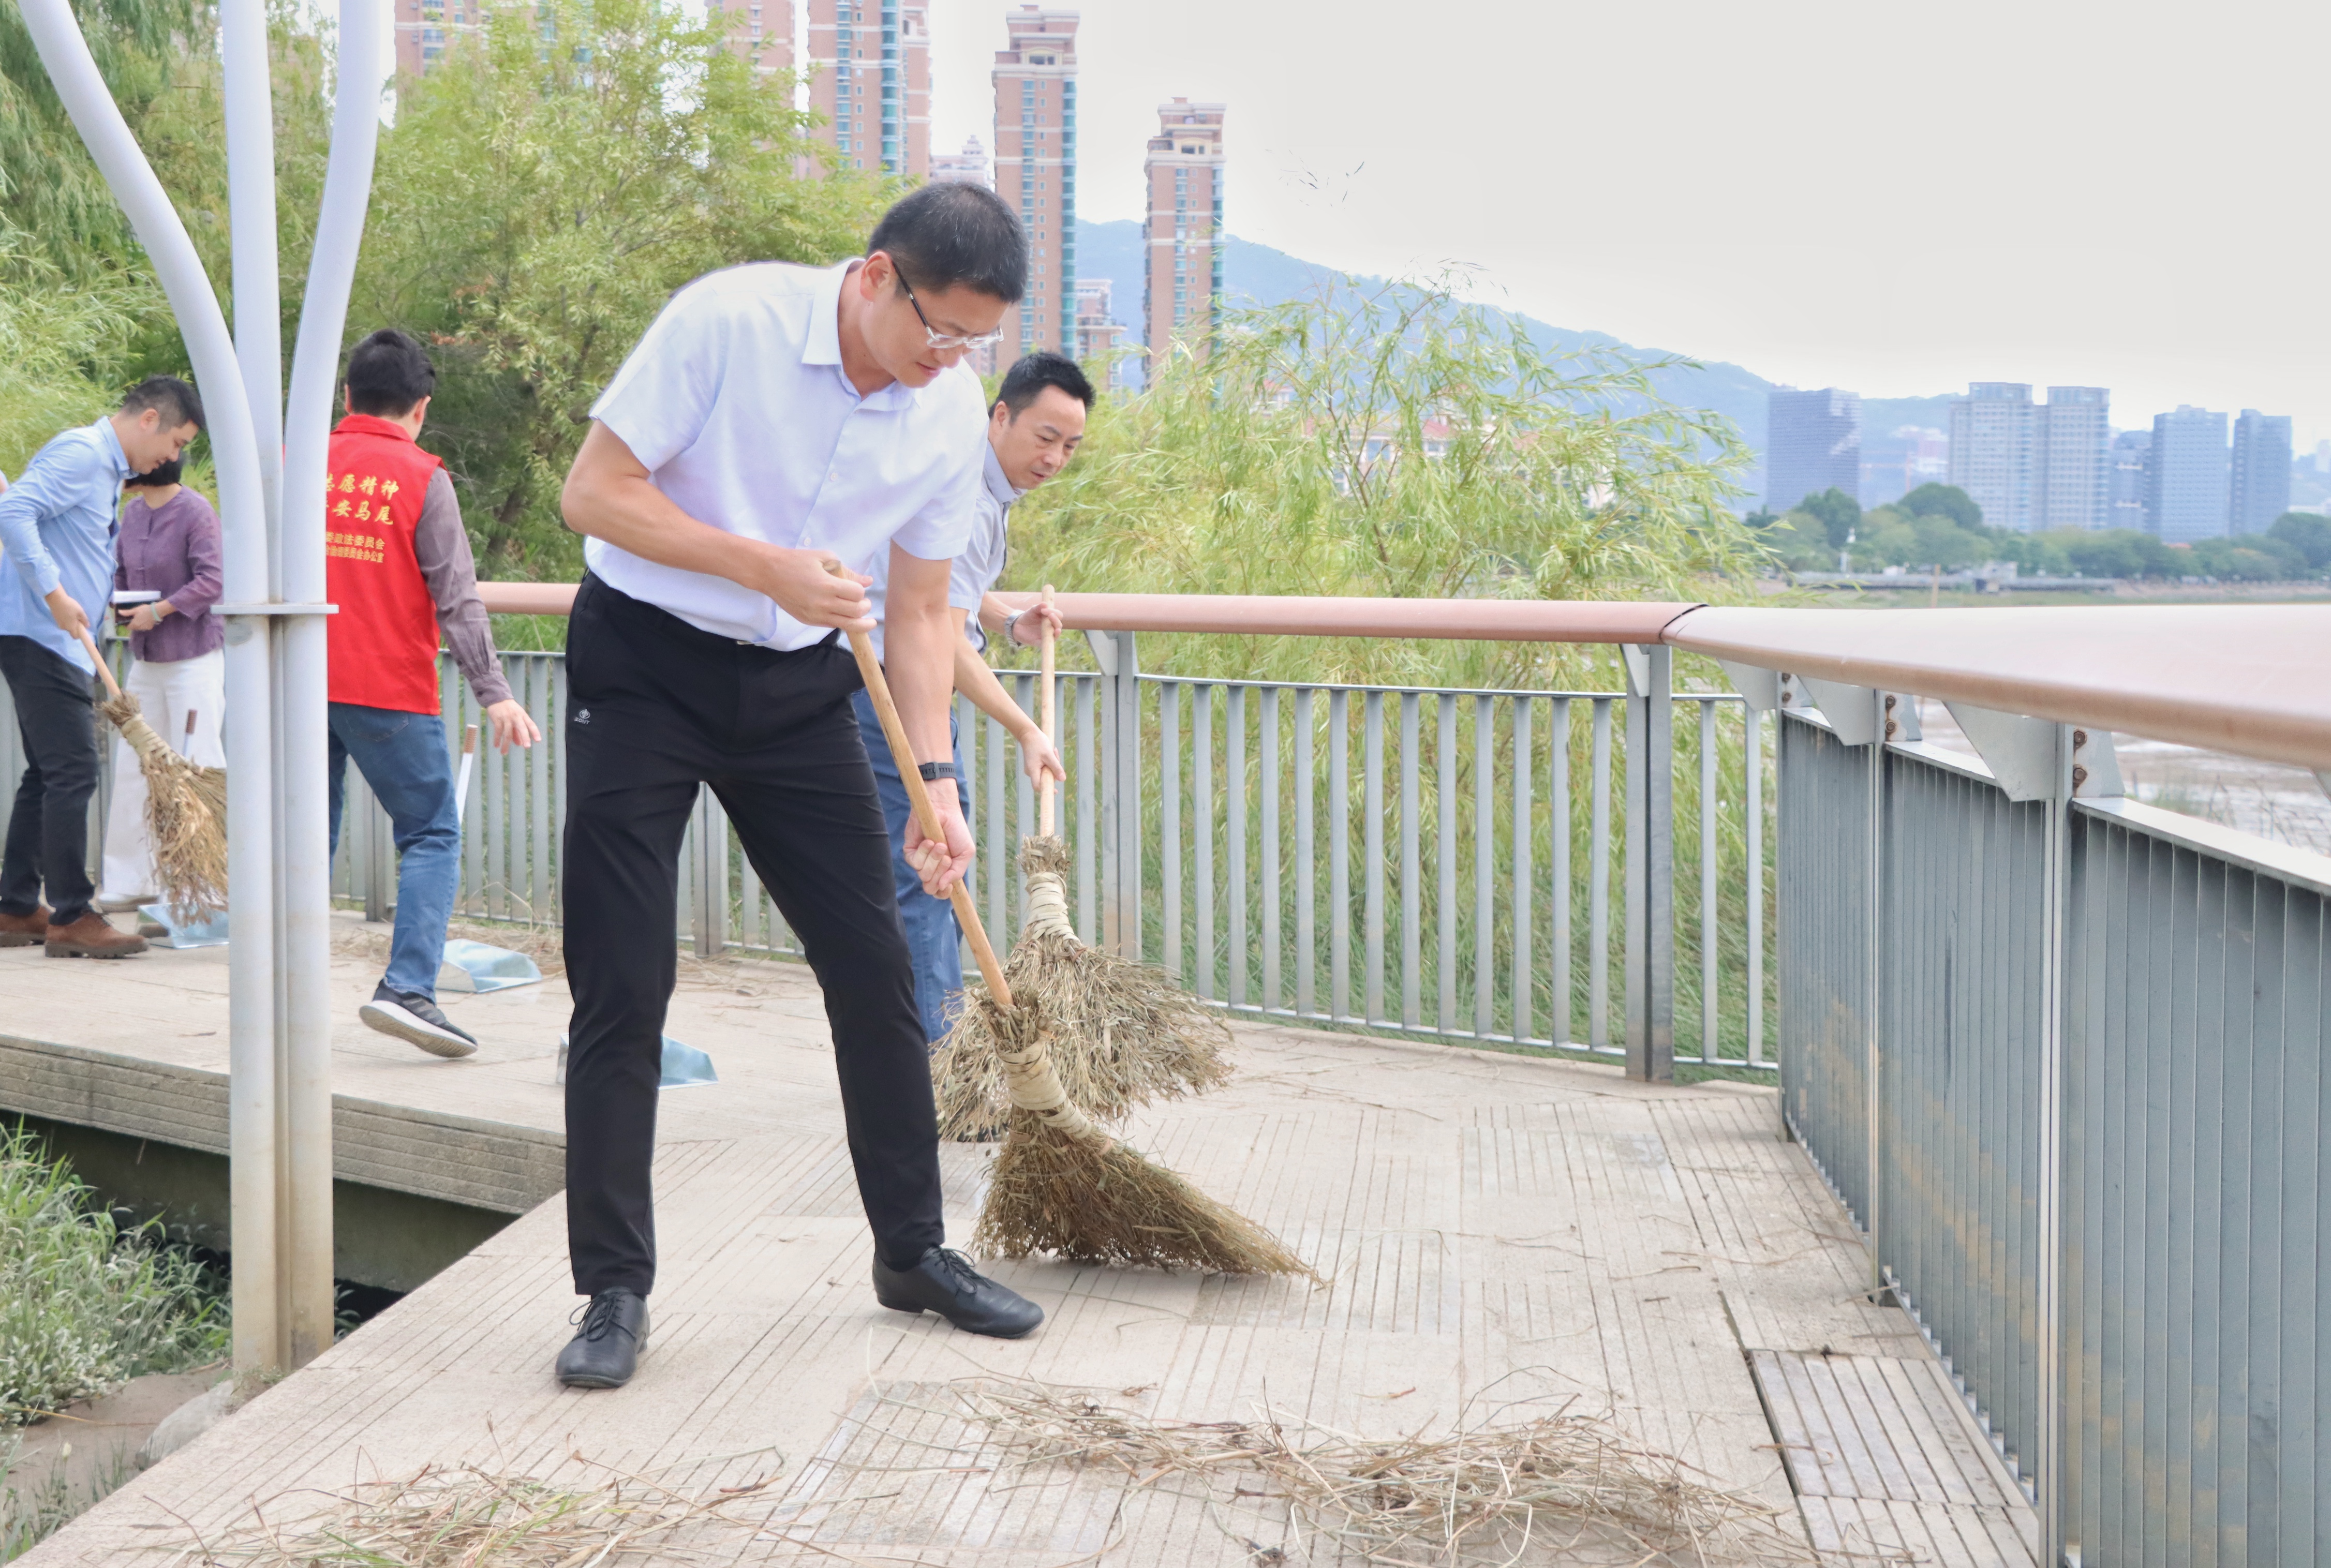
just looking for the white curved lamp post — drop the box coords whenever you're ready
[20,0,383,1374]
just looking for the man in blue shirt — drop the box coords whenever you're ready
[0,376,205,958]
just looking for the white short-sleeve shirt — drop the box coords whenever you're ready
[864,443,1021,661]
[587,259,989,650]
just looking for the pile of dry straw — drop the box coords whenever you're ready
[168,1376,1808,1566]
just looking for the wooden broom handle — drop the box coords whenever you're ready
[1037,584,1057,838]
[77,628,124,701]
[829,564,1015,1011]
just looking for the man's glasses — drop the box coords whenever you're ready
[897,272,1005,353]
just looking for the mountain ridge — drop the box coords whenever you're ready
[1073,217,1953,505]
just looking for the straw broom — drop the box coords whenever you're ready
[841,585,1309,1276]
[77,628,227,918]
[929,587,1229,1141]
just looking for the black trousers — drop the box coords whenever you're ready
[560,573,943,1296]
[0,636,99,926]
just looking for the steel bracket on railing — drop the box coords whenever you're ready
[1796,676,1882,745]
[1944,703,2063,803]
[1712,657,1779,714]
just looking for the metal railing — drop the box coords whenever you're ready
[1771,675,2331,1565]
[372,643,1775,1072]
[16,585,2331,1563]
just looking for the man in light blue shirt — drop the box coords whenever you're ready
[0,376,205,956]
[855,350,1092,1044]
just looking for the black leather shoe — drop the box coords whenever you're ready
[873,1246,1043,1339]
[555,1289,649,1388]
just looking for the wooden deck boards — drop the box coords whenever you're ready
[2,916,2036,1563]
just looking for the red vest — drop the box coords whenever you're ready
[325,415,447,713]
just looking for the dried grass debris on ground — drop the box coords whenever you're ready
[159,1453,787,1566]
[909,1376,1814,1567]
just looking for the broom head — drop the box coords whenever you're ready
[967,994,1313,1278]
[101,691,229,919]
[933,836,1229,1140]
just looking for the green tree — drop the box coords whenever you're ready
[1901,482,1982,530]
[2268,511,2331,572]
[1008,274,1759,688]
[1798,487,1860,550]
[353,0,889,577]
[0,229,155,475]
[0,0,195,275]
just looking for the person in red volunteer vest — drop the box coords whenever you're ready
[326,329,541,1055]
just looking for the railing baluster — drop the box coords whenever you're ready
[1014,672,1035,937]
[1437,694,1458,1032]
[1228,684,1249,1008]
[987,707,1008,948]
[1475,694,1494,1039]
[459,680,482,917]
[1194,683,1214,1000]
[1330,689,1350,1021]
[1551,697,1570,1044]
[1700,698,1719,1062]
[1590,695,1614,1052]
[1746,705,1764,1068]
[1076,676,1095,943]
[1296,688,1316,1019]
[1511,697,1533,1044]
[1161,680,1181,980]
[551,656,568,916]
[1399,693,1420,1029]
[1361,690,1379,1020]
[1260,686,1281,1013]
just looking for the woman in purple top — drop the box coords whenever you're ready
[96,457,226,909]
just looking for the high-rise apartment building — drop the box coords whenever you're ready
[2107,431,2150,533]
[711,0,794,77]
[1074,279,1125,382]
[1948,383,2038,531]
[992,8,1078,354]
[2146,406,2229,544]
[1142,99,1225,366]
[1764,389,1861,514]
[930,136,992,188]
[2228,409,2292,535]
[2032,386,2110,531]
[803,0,929,176]
[393,0,487,77]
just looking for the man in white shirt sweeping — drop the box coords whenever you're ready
[553,184,1042,1390]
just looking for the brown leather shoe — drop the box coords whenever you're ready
[45,912,147,959]
[0,906,52,948]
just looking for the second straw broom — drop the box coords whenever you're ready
[837,576,1309,1276]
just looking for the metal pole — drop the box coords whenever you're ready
[2037,723,2073,1564]
[277,0,383,1369]
[1624,646,1674,1081]
[1866,688,1884,1296]
[1115,632,1141,961]
[16,0,287,1375]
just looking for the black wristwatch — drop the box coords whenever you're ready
[918,761,960,783]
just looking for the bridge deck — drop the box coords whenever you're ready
[6,918,2034,1564]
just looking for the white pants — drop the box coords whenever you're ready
[98,649,227,903]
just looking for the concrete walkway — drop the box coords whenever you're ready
[5,917,2035,1564]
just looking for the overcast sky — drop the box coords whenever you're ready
[924,0,2330,445]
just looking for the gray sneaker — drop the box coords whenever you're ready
[359,983,479,1058]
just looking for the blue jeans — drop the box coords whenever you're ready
[852,689,967,1045]
[326,703,460,999]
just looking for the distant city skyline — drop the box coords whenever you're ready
[1764,389,1860,515]
[913,0,2331,446]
